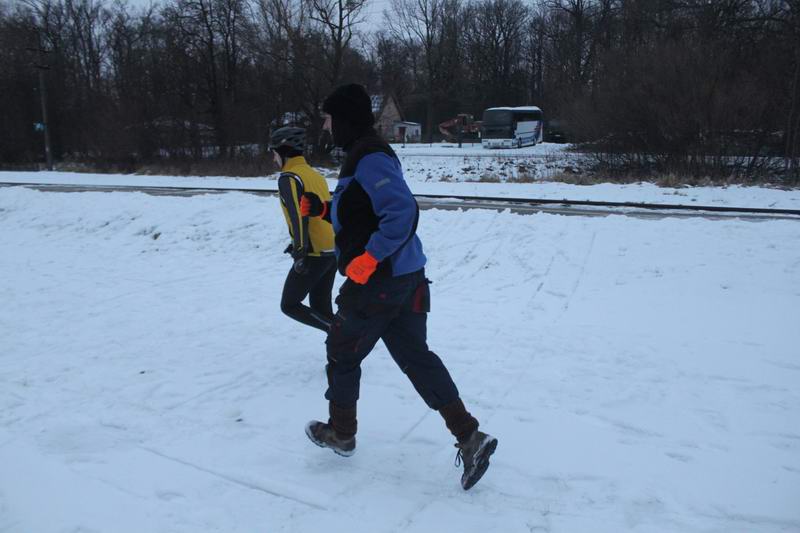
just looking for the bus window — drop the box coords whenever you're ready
[516,111,542,123]
[483,110,513,126]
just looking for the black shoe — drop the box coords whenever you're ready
[455,430,498,490]
[305,420,356,457]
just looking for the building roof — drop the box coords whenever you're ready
[372,94,405,122]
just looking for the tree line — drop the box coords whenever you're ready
[1,0,798,181]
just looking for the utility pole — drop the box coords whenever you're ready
[27,46,53,171]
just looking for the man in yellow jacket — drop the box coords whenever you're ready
[270,127,336,332]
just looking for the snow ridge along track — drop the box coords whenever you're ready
[2,181,799,220]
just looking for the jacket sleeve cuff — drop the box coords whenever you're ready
[364,246,384,263]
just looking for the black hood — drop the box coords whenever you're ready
[331,117,375,151]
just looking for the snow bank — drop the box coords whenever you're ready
[3,169,800,209]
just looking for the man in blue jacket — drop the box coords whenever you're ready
[300,83,497,490]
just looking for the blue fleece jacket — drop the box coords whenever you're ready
[331,151,426,276]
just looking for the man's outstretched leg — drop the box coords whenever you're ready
[381,280,498,490]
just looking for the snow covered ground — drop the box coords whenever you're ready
[1,184,799,532]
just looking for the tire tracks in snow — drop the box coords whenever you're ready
[163,370,255,411]
[138,446,329,510]
[556,230,597,319]
[429,210,503,293]
[477,225,598,425]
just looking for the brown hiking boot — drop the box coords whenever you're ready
[305,421,356,457]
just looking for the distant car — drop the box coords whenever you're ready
[544,119,569,143]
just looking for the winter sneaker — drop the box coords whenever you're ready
[305,420,356,457]
[455,430,498,490]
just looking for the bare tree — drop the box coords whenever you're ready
[306,0,367,84]
[371,30,414,99]
[387,0,461,142]
[462,0,529,110]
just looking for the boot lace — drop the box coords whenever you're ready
[454,444,464,467]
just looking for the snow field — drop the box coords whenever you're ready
[0,187,798,532]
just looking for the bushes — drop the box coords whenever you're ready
[560,2,798,183]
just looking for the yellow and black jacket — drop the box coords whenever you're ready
[278,156,334,257]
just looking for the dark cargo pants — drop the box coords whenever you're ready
[324,269,460,410]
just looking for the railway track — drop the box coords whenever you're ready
[2,181,799,221]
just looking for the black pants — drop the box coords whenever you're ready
[280,255,337,332]
[325,269,460,410]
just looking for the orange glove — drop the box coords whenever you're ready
[300,193,328,218]
[345,251,379,284]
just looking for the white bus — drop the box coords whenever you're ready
[481,106,544,149]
